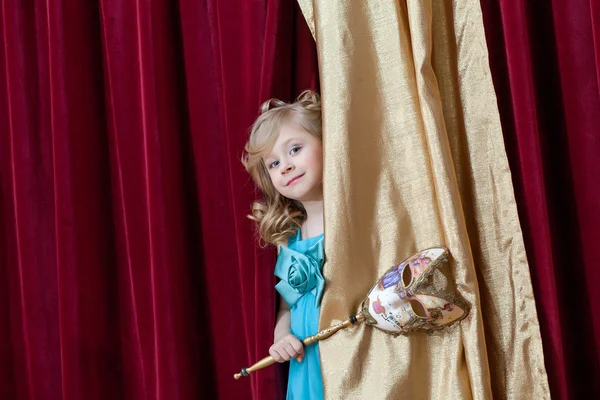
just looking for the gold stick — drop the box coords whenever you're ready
[234,314,364,379]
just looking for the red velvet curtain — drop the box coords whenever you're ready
[0,1,317,399]
[480,1,600,398]
[3,0,600,399]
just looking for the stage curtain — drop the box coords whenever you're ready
[0,1,317,399]
[480,1,600,398]
[297,0,549,399]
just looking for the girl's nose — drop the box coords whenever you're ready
[282,164,295,174]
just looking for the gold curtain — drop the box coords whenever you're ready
[296,0,550,398]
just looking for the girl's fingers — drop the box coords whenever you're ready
[290,340,304,354]
[281,345,296,360]
[269,347,284,363]
[269,336,304,363]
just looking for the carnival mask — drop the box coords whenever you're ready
[361,247,469,335]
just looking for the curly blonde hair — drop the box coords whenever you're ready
[242,90,322,246]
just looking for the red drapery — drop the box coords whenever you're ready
[481,0,600,398]
[2,0,600,399]
[0,1,317,399]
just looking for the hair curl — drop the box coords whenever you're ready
[242,90,322,246]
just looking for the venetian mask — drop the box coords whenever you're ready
[360,247,469,335]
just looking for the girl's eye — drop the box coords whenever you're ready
[269,160,280,169]
[290,146,302,155]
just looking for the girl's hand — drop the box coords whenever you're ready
[269,334,304,363]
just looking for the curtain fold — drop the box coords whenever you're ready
[0,1,317,399]
[179,0,318,398]
[3,0,597,398]
[296,0,549,398]
[480,1,600,398]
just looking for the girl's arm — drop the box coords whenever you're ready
[274,295,291,342]
[270,295,304,363]
[274,245,290,343]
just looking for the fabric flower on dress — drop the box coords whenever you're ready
[274,238,325,309]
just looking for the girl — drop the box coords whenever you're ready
[243,90,325,399]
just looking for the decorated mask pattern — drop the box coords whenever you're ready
[361,247,469,335]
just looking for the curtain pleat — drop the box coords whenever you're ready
[0,1,317,399]
[296,0,549,398]
[4,0,596,398]
[480,0,600,397]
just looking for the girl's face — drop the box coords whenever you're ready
[264,122,323,202]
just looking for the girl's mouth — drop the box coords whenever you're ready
[287,174,305,186]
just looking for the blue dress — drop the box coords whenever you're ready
[274,229,325,400]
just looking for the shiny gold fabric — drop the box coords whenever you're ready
[296,1,550,399]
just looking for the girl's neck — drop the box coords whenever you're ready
[300,199,324,239]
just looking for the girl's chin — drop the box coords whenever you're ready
[279,181,323,202]
[294,191,324,203]
[284,191,310,202]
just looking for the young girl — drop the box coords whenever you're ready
[243,90,325,399]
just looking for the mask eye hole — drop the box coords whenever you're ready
[409,299,427,318]
[402,264,412,287]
